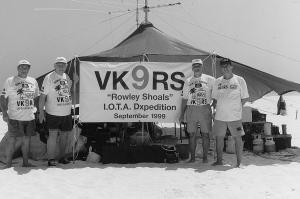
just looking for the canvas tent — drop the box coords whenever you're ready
[36,22,300,103]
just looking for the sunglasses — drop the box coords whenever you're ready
[55,63,67,67]
[220,64,230,68]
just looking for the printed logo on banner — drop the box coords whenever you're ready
[94,64,185,91]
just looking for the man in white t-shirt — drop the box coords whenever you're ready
[211,58,249,167]
[38,57,73,166]
[0,60,39,168]
[179,59,215,163]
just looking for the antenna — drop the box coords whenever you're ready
[109,0,181,28]
[142,1,181,24]
[136,0,139,28]
[35,1,182,27]
[144,0,150,24]
[34,8,108,14]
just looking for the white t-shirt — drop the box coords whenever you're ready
[212,74,249,121]
[41,71,72,116]
[1,76,39,121]
[182,74,215,106]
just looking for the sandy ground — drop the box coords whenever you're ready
[0,94,300,199]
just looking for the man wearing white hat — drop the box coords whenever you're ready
[0,60,39,168]
[179,59,215,163]
[39,57,73,166]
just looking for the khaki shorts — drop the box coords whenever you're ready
[213,120,245,137]
[186,105,212,134]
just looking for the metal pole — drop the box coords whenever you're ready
[144,0,149,24]
[72,58,76,163]
[211,51,217,78]
[136,0,139,27]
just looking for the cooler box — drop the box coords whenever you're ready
[272,134,292,151]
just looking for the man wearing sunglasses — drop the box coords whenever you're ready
[211,58,249,167]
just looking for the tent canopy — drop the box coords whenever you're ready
[37,22,300,103]
[80,23,209,62]
[215,58,300,101]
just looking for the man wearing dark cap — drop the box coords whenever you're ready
[0,60,39,168]
[39,57,73,166]
[180,59,215,163]
[211,58,249,167]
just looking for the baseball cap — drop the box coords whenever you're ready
[55,57,67,64]
[191,59,203,68]
[18,59,31,66]
[219,58,232,66]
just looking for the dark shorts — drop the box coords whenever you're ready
[8,119,36,137]
[46,113,73,131]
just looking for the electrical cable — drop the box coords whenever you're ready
[152,11,195,46]
[78,12,136,55]
[47,10,135,42]
[70,0,130,9]
[154,7,300,63]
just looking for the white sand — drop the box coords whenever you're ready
[0,94,300,199]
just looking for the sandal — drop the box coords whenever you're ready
[48,159,57,167]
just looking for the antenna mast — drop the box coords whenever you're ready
[136,0,139,28]
[141,1,181,25]
[143,0,150,24]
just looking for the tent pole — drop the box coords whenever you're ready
[210,52,217,161]
[72,56,79,164]
[142,122,144,144]
[211,51,217,78]
[141,54,148,144]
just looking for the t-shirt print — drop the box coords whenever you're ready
[189,79,208,105]
[15,80,36,110]
[53,78,72,106]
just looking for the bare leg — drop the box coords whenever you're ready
[212,136,224,166]
[15,137,23,151]
[57,131,70,161]
[234,136,243,167]
[188,132,196,162]
[4,137,16,168]
[202,133,210,163]
[21,136,35,167]
[47,130,58,160]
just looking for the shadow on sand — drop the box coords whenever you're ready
[1,147,299,175]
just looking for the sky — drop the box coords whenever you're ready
[1,0,300,86]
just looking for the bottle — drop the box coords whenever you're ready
[253,134,264,153]
[282,124,287,135]
[265,137,276,152]
[264,122,272,135]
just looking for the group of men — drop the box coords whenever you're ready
[180,58,249,167]
[0,56,248,168]
[0,57,73,168]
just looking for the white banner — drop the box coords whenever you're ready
[79,62,192,122]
